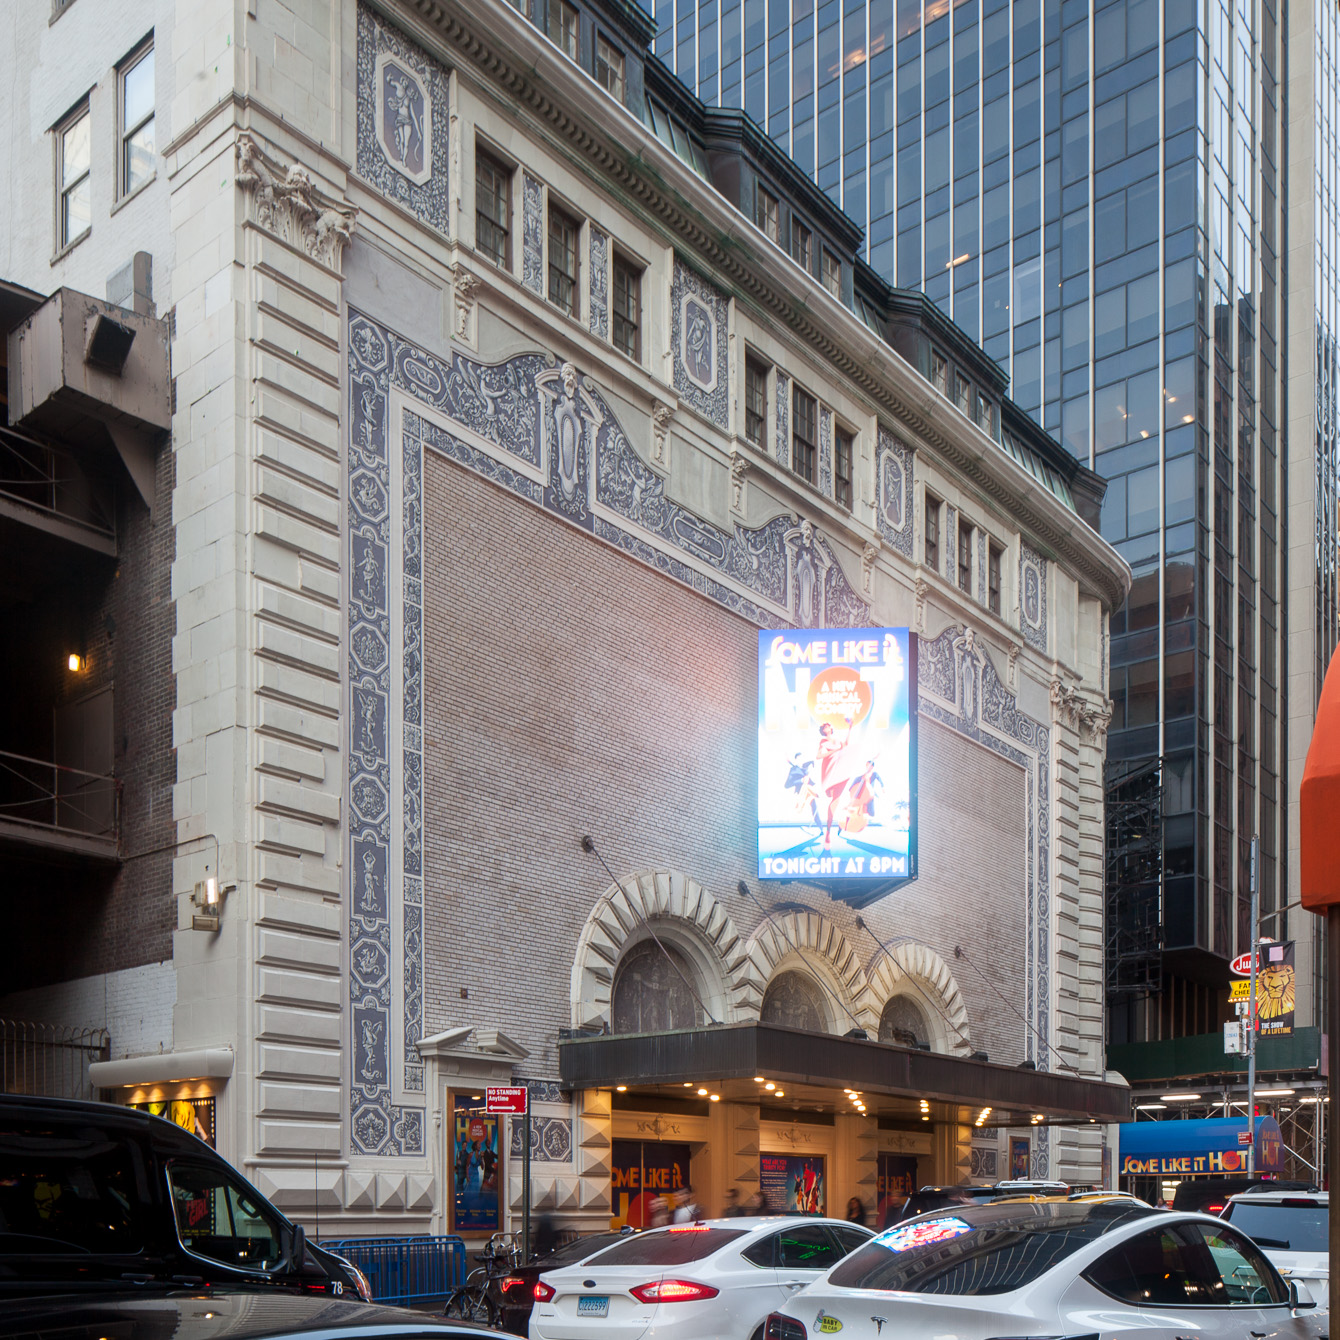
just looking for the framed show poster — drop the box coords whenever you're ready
[877,1152,917,1226]
[1011,1137,1030,1179]
[760,1153,825,1216]
[452,1093,501,1233]
[129,1096,216,1147]
[611,1140,691,1229]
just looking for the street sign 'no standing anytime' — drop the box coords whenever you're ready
[486,1086,528,1115]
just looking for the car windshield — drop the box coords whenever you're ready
[829,1199,1155,1296]
[584,1227,746,1265]
[0,1123,152,1257]
[1223,1201,1329,1253]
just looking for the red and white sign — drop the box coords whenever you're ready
[485,1086,528,1115]
[1230,952,1258,977]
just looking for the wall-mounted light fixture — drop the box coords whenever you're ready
[67,652,85,673]
[192,876,234,932]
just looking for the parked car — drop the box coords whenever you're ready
[0,1287,493,1340]
[0,1093,369,1300]
[495,1231,629,1334]
[528,1216,874,1340]
[1172,1176,1313,1216]
[763,1196,1322,1340]
[890,1179,1071,1222]
[1222,1189,1329,1296]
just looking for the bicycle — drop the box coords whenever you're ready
[443,1230,523,1326]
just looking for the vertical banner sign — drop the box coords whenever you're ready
[453,1097,500,1232]
[760,1153,826,1215]
[1257,941,1296,1036]
[876,1153,918,1226]
[758,628,916,881]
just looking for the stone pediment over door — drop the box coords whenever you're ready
[418,1025,530,1085]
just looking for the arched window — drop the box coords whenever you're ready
[760,970,828,1032]
[879,994,929,1048]
[611,941,702,1034]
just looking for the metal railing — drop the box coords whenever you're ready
[0,1019,110,1101]
[318,1235,467,1307]
[0,748,119,841]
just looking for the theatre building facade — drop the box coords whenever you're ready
[0,0,1129,1235]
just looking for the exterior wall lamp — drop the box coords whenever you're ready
[191,877,234,931]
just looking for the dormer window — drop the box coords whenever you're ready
[975,390,997,437]
[931,349,949,396]
[596,35,625,101]
[791,217,813,271]
[756,185,779,243]
[954,373,973,417]
[822,249,841,298]
[548,0,579,59]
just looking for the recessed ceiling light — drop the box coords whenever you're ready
[697,1088,708,1096]
[616,1085,627,1092]
[765,1082,776,1091]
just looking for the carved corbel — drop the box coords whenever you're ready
[914,575,930,634]
[452,265,482,342]
[236,132,356,269]
[1079,698,1114,748]
[729,447,749,513]
[861,537,881,594]
[651,402,674,467]
[1007,640,1022,691]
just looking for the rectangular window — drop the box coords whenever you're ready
[475,149,512,268]
[792,386,817,483]
[596,36,626,100]
[924,494,941,571]
[56,102,91,249]
[955,373,973,416]
[745,355,769,446]
[988,542,1003,615]
[957,519,973,594]
[548,205,580,317]
[118,42,155,198]
[822,248,842,297]
[835,427,854,508]
[756,185,779,242]
[931,349,949,396]
[548,0,579,58]
[791,217,813,270]
[975,391,997,436]
[612,252,641,359]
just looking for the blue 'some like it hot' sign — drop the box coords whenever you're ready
[757,628,915,882]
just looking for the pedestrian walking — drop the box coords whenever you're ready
[722,1188,743,1216]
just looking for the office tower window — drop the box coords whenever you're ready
[822,249,841,297]
[548,205,580,316]
[612,252,641,358]
[988,542,1003,615]
[118,41,155,197]
[475,149,512,268]
[791,217,813,270]
[745,355,769,446]
[56,102,91,249]
[835,427,854,509]
[596,36,625,100]
[756,185,779,242]
[957,519,973,595]
[548,0,579,58]
[792,386,817,483]
[924,494,941,572]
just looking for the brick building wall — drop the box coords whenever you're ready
[421,448,1028,1072]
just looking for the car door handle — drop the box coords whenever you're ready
[781,1280,805,1289]
[1250,1331,1268,1337]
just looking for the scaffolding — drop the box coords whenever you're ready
[1105,759,1164,1005]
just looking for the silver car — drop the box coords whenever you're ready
[1222,1189,1329,1298]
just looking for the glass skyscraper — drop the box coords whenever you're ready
[661,0,1340,1042]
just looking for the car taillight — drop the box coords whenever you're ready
[533,1280,556,1302]
[1208,1203,1226,1215]
[499,1276,526,1299]
[764,1315,808,1340]
[629,1279,720,1303]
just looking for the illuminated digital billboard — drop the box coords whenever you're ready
[758,627,916,883]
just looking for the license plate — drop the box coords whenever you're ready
[577,1296,610,1317]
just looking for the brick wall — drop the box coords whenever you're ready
[421,451,1029,1073]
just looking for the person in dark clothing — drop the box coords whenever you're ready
[722,1188,743,1216]
[846,1196,867,1226]
[532,1199,559,1259]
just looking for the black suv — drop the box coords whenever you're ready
[0,1093,367,1299]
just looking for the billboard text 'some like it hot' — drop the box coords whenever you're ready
[757,627,915,882]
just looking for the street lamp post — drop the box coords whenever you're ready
[1246,836,1258,1178]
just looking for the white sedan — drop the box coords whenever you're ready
[1222,1190,1329,1298]
[528,1216,872,1340]
[764,1198,1328,1340]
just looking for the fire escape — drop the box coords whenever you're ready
[1105,759,1164,1024]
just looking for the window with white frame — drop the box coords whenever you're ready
[118,41,155,198]
[56,101,91,249]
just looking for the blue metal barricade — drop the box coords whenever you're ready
[318,1234,467,1306]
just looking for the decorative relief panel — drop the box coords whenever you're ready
[917,624,1051,1175]
[589,228,609,341]
[522,173,544,294]
[818,407,833,498]
[775,374,790,469]
[944,504,958,587]
[1020,544,1048,651]
[875,429,914,558]
[510,1115,574,1162]
[670,259,730,428]
[355,5,451,233]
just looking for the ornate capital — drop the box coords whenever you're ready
[236,132,357,269]
[1078,697,1114,747]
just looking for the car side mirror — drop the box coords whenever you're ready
[1288,1279,1316,1311]
[284,1222,307,1274]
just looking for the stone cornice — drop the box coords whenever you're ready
[398,0,1130,610]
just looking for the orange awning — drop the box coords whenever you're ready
[1301,646,1340,911]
